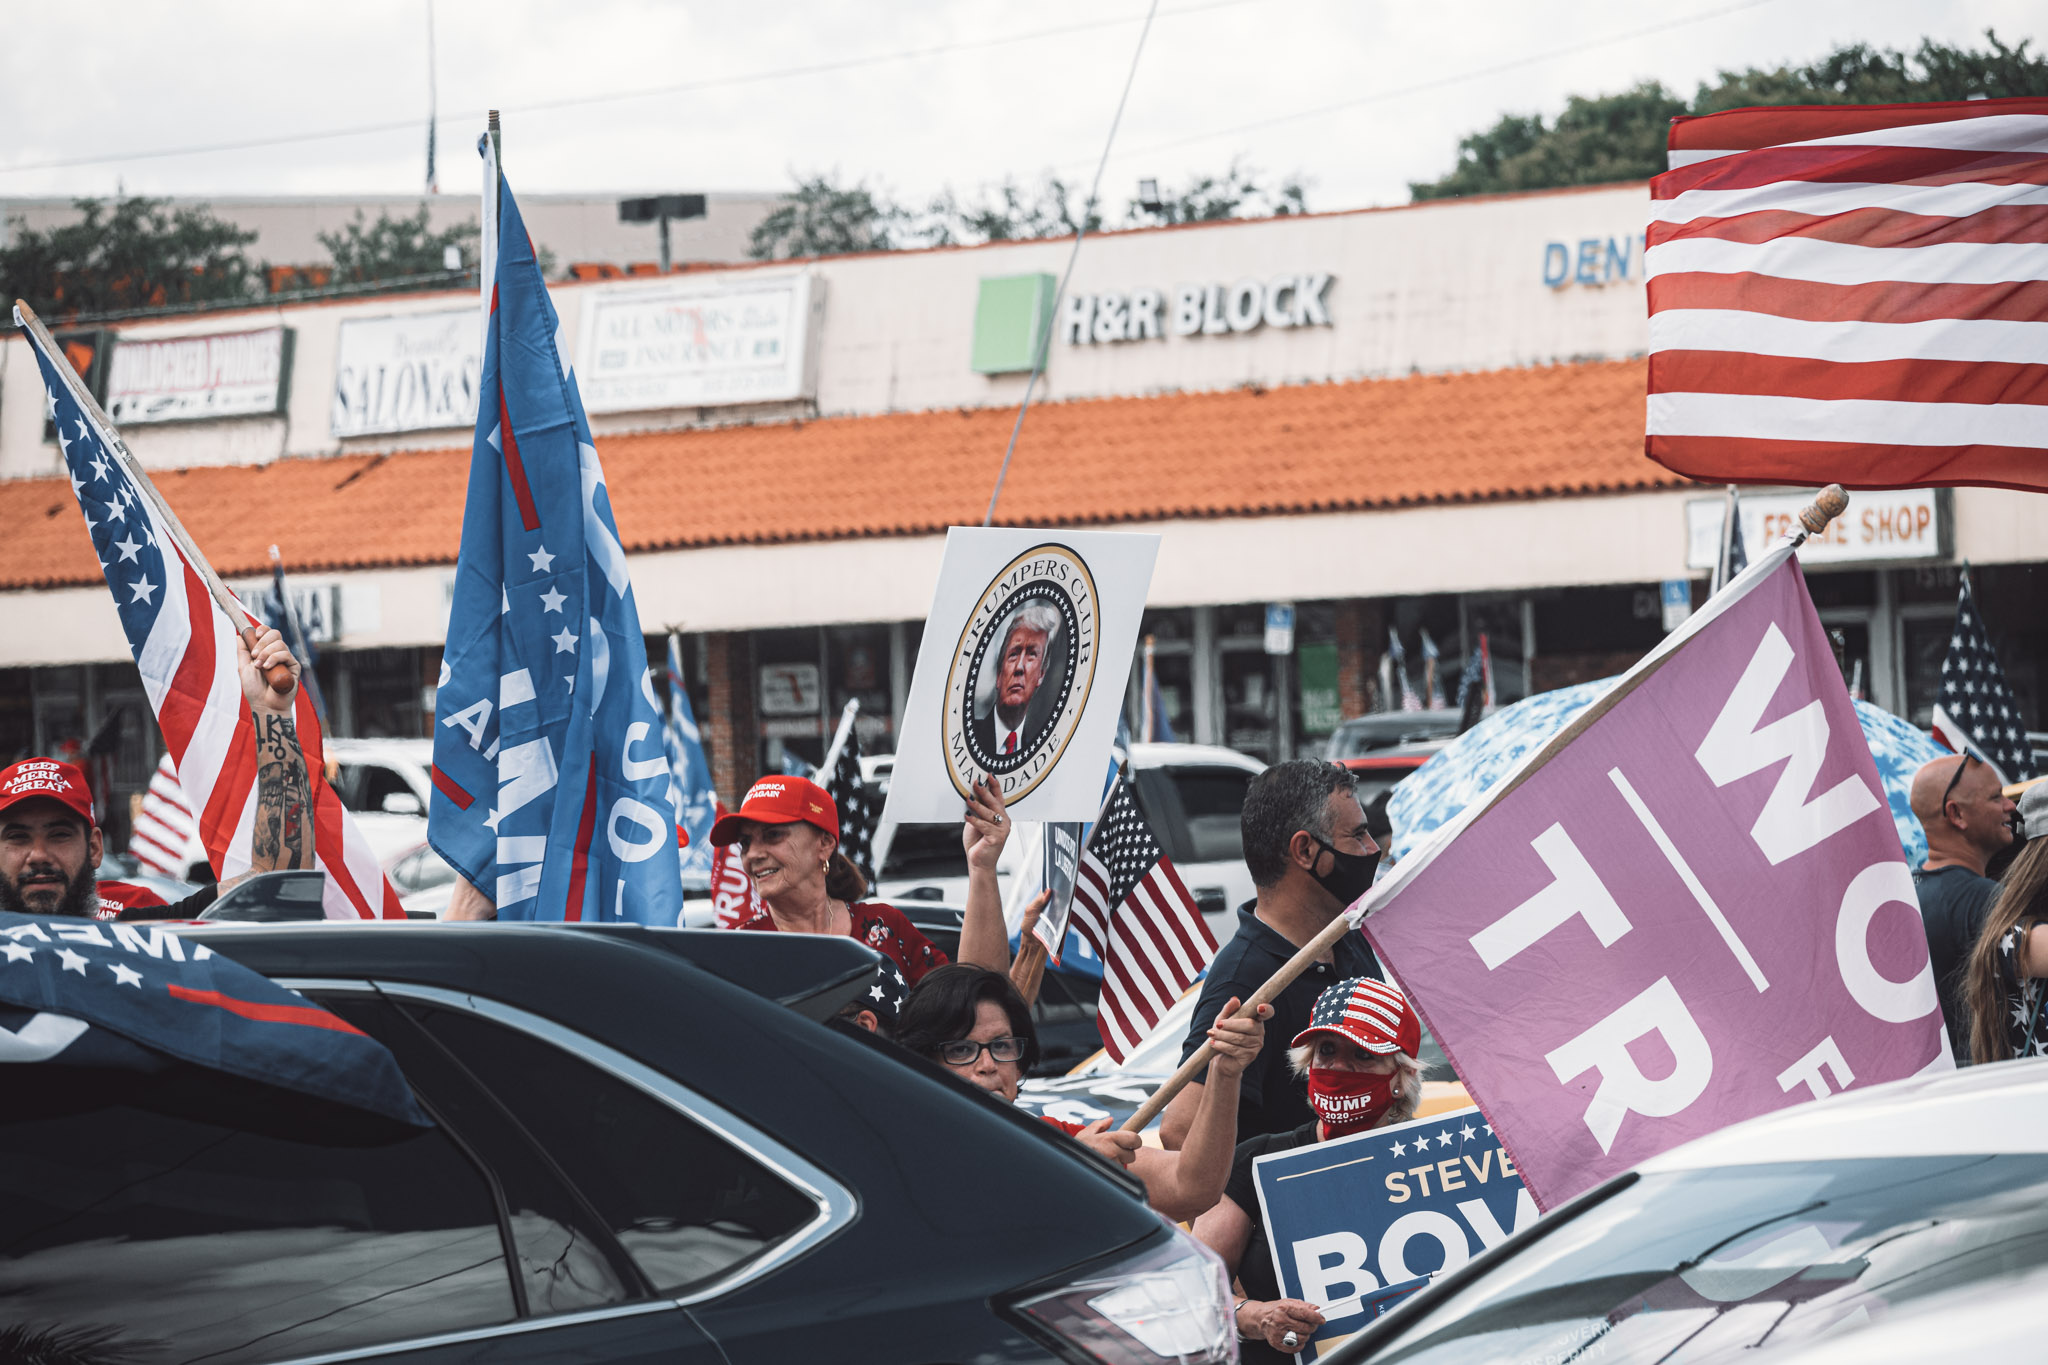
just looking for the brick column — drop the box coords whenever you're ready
[704,632,759,806]
[1334,599,1385,718]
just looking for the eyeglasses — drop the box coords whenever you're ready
[1941,754,1979,812]
[937,1035,1026,1066]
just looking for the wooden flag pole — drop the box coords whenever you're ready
[1120,485,1856,1136]
[13,300,294,696]
[1121,910,1354,1133]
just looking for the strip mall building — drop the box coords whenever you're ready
[3,181,2043,831]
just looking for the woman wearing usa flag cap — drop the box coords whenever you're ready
[707,769,1014,979]
[1193,975,1423,1360]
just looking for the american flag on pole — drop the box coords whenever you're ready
[821,705,878,886]
[1931,567,2035,783]
[130,751,198,880]
[1646,96,2048,493]
[16,316,402,919]
[1067,774,1218,1062]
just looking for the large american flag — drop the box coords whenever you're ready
[129,751,197,880]
[1931,568,2035,784]
[17,313,402,919]
[1646,97,2048,493]
[1068,775,1218,1062]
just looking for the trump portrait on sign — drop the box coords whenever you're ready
[972,602,1065,762]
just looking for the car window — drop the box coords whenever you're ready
[0,1061,516,1363]
[336,762,417,814]
[407,1004,819,1296]
[1036,968,1102,1025]
[1165,765,1253,863]
[1368,1155,2048,1365]
[322,994,643,1315]
[881,822,968,880]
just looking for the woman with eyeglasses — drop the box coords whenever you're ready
[895,964,1270,1222]
[1192,976,1424,1359]
[708,771,1014,981]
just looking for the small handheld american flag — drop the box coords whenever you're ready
[1931,567,2035,783]
[129,752,197,880]
[1068,773,1218,1062]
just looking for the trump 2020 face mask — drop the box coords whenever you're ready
[1306,1065,1398,1137]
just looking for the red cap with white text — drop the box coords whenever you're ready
[707,775,839,846]
[0,758,96,826]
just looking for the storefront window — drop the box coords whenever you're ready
[827,625,894,754]
[1220,650,1277,761]
[1530,586,1665,693]
[0,670,32,764]
[1461,596,1531,706]
[755,628,826,772]
[1294,602,1340,758]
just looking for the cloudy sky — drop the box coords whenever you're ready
[3,0,2040,214]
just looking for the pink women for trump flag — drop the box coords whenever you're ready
[1646,96,2048,492]
[1361,541,1948,1211]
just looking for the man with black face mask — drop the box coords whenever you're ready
[1161,760,1386,1149]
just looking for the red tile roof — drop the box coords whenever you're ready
[0,359,1674,591]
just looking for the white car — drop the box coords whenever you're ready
[874,741,1265,943]
[1327,1057,2048,1365]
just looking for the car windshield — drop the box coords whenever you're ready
[1366,1154,2048,1365]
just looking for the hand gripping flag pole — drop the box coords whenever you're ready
[1121,485,1852,1135]
[13,301,293,698]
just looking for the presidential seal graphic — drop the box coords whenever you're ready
[945,543,1099,802]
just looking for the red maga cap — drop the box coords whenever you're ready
[1293,976,1422,1059]
[0,759,96,826]
[708,775,839,847]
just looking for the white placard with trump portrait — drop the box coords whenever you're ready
[885,527,1159,823]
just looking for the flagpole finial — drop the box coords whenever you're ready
[1798,484,1849,537]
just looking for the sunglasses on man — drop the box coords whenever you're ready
[1941,754,1979,813]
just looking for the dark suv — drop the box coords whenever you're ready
[2,923,1236,1364]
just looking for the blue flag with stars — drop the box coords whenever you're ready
[665,634,717,889]
[428,142,683,924]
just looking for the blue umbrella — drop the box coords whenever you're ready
[1387,678,1946,869]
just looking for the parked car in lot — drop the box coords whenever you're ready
[1326,1057,2048,1364]
[1326,711,1467,759]
[4,922,1239,1363]
[878,741,1266,942]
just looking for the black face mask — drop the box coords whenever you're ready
[1308,836,1380,911]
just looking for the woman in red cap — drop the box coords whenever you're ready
[1192,975,1424,1361]
[707,772,1013,981]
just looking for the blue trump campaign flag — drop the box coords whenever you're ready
[428,139,683,924]
[1253,1106,1534,1359]
[0,912,425,1125]
[665,634,717,887]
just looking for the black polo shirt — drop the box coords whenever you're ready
[1178,902,1383,1142]
[1914,864,1999,1050]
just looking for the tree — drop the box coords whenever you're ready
[748,161,1311,259]
[0,195,258,320]
[1409,31,2048,201]
[1124,160,1309,226]
[320,206,479,284]
[748,174,904,260]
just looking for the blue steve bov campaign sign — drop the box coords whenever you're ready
[1253,1106,1536,1359]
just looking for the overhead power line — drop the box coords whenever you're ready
[0,0,1257,178]
[1086,0,1780,171]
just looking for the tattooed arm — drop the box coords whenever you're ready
[238,627,313,874]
